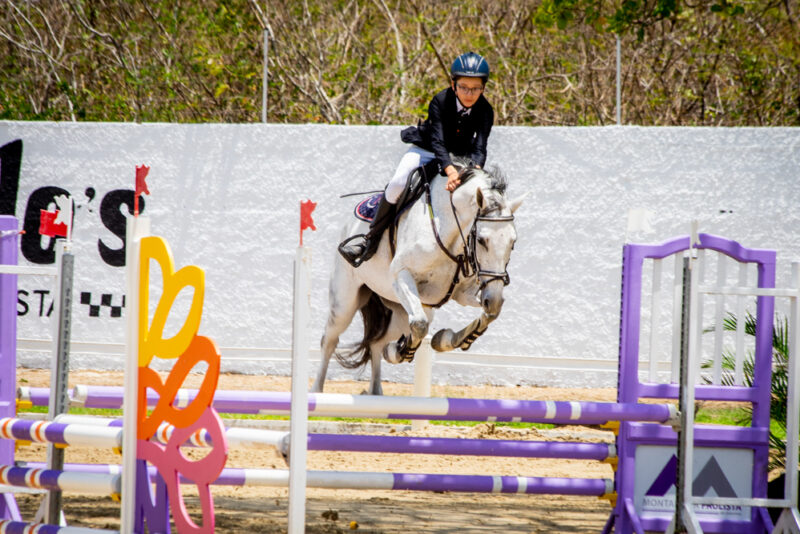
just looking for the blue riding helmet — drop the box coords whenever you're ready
[450,52,490,81]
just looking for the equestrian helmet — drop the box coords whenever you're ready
[450,52,490,81]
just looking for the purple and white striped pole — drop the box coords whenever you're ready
[0,520,117,534]
[0,465,119,495]
[22,415,614,461]
[0,418,121,449]
[22,463,613,497]
[40,415,616,461]
[58,386,678,425]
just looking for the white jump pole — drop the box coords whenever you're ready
[412,336,433,431]
[288,244,311,533]
[120,214,149,533]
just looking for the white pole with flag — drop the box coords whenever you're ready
[288,200,316,532]
[121,165,152,533]
[121,214,149,533]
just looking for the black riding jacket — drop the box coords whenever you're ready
[400,87,494,170]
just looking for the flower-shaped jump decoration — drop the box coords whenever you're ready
[135,235,228,533]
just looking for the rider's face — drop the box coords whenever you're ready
[452,77,484,108]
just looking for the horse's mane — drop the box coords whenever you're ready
[452,156,507,196]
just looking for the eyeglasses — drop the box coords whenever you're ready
[456,84,484,95]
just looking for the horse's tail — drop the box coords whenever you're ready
[335,290,393,369]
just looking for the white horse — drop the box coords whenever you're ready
[312,161,523,395]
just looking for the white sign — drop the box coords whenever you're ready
[634,445,753,522]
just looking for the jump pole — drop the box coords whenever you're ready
[53,386,678,424]
[0,521,117,534]
[44,228,75,525]
[288,201,315,533]
[288,245,310,533]
[120,214,149,533]
[8,415,616,460]
[21,461,614,497]
[411,336,433,431]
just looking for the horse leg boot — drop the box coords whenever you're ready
[338,196,395,267]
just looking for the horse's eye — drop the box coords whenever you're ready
[477,236,488,249]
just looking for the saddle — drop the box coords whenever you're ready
[353,158,441,224]
[338,159,441,268]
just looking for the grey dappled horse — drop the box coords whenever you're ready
[313,161,523,395]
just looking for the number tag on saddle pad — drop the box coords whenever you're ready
[354,193,384,222]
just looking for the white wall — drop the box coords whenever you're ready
[1,122,798,387]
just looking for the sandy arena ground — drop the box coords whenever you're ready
[13,370,620,533]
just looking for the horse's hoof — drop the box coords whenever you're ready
[396,334,419,362]
[431,328,455,352]
[383,344,404,364]
[409,318,428,340]
[279,434,291,465]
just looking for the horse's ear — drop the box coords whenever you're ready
[476,187,484,209]
[509,191,530,214]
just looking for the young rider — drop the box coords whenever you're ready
[339,51,494,267]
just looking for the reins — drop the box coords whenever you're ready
[423,181,468,308]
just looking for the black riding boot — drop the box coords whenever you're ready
[338,197,396,268]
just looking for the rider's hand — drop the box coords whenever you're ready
[445,166,460,191]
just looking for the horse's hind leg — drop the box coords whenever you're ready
[367,344,384,396]
[311,277,366,393]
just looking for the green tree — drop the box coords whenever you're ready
[1,1,798,125]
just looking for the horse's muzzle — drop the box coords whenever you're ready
[481,290,504,319]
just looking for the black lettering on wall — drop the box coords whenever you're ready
[33,289,49,316]
[21,186,70,264]
[98,189,144,267]
[17,290,29,316]
[0,139,23,216]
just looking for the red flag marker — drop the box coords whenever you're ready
[39,210,68,238]
[135,164,150,216]
[300,199,317,246]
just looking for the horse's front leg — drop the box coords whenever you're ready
[391,268,430,360]
[431,312,495,352]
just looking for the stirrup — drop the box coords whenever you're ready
[338,234,368,268]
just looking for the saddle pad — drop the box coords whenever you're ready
[355,192,384,222]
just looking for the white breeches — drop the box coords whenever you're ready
[384,146,437,204]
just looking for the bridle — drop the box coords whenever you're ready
[423,180,514,308]
[468,213,514,290]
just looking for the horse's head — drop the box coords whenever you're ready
[460,166,524,320]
